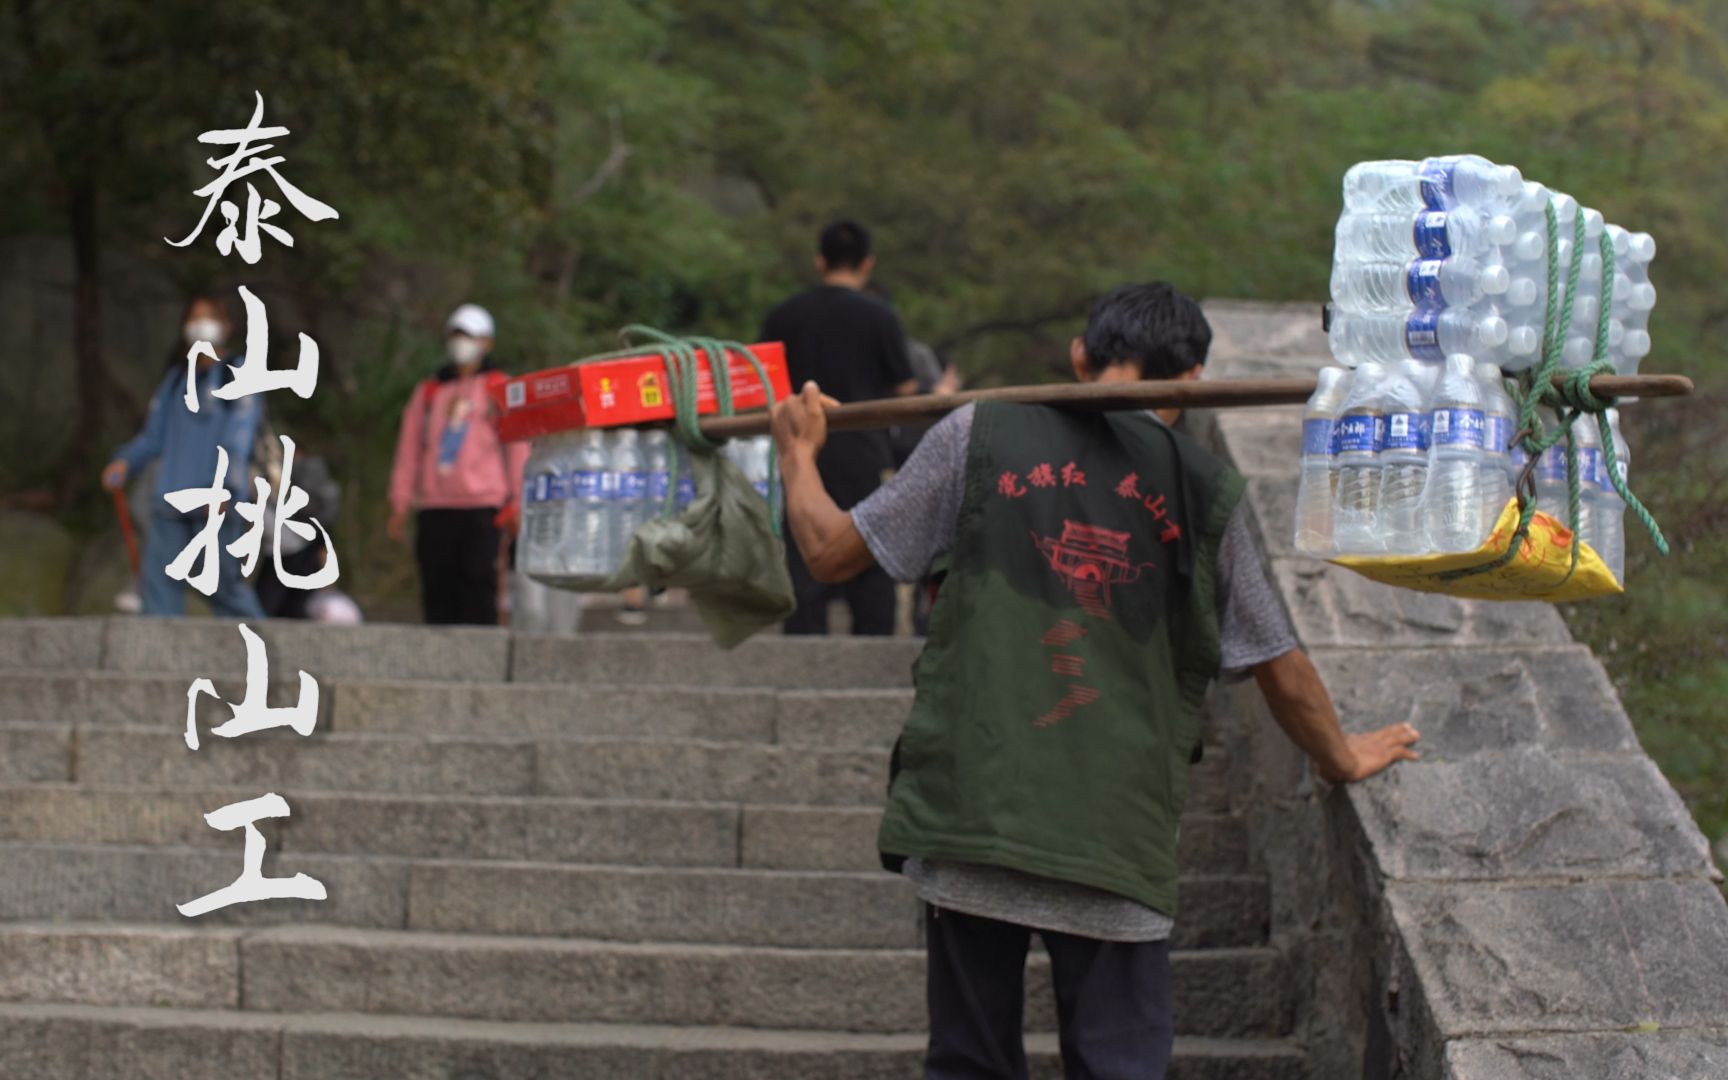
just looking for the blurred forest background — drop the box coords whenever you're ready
[0,0,1722,843]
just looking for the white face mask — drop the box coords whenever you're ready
[448,336,487,367]
[183,318,227,347]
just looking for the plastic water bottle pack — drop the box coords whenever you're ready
[519,428,780,585]
[1295,355,1559,560]
[1327,155,1656,377]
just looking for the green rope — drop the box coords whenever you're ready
[1440,205,1669,586]
[564,325,784,536]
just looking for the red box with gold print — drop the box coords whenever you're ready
[492,342,789,443]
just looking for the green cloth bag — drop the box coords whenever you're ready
[545,446,795,649]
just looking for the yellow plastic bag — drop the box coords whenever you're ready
[1331,497,1622,602]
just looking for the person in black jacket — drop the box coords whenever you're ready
[759,220,917,634]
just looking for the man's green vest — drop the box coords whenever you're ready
[877,401,1245,916]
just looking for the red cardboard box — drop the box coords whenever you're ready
[493,342,790,443]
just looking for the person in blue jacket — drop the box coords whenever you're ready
[101,294,266,618]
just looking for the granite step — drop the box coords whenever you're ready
[0,670,917,747]
[0,923,1292,1038]
[0,618,927,690]
[0,1002,1307,1080]
[0,785,1252,875]
[53,725,1237,812]
[0,843,1270,950]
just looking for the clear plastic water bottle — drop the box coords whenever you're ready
[610,428,646,568]
[1378,359,1432,553]
[1331,256,1511,315]
[1608,227,1656,380]
[1329,309,1509,366]
[1423,355,1489,552]
[567,428,611,577]
[1596,410,1628,581]
[1343,155,1523,213]
[1476,361,1516,523]
[643,430,671,519]
[523,434,572,578]
[1569,416,1603,546]
[1335,206,1517,264]
[751,436,774,499]
[1332,360,1389,554]
[1294,366,1351,556]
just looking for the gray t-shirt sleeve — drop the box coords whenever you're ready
[1215,505,1299,677]
[851,404,972,582]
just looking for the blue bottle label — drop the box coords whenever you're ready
[1406,260,1447,308]
[1384,410,1429,452]
[574,469,604,500]
[1412,211,1453,259]
[1334,413,1384,454]
[1579,448,1604,490]
[1484,414,1513,456]
[1404,310,1446,362]
[1302,418,1336,457]
[527,475,551,503]
[1536,446,1567,484]
[676,474,698,506]
[1430,407,1486,449]
[648,470,671,502]
[1418,159,1457,210]
[618,471,647,501]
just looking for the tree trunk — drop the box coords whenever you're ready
[59,173,103,505]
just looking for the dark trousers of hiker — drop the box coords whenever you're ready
[923,904,1175,1080]
[784,541,897,635]
[416,507,501,626]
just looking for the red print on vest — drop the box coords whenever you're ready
[1032,521,1152,619]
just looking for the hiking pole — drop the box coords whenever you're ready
[113,488,141,577]
[695,372,1694,440]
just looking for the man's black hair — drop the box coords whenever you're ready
[1081,282,1211,380]
[818,219,872,271]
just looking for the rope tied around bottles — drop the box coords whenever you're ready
[1439,202,1668,585]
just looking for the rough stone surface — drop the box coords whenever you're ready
[330,678,778,741]
[0,843,408,929]
[0,1003,281,1080]
[240,926,1288,1038]
[535,738,889,806]
[511,632,921,689]
[1200,301,1728,1080]
[1271,559,1569,649]
[773,689,912,748]
[276,1013,1304,1080]
[1389,879,1728,1037]
[735,806,1259,874]
[0,725,69,782]
[1442,1031,1728,1079]
[0,785,738,866]
[0,617,105,673]
[0,785,280,849]
[406,862,922,948]
[102,618,512,682]
[1311,646,1637,758]
[1351,749,1715,882]
[0,671,312,728]
[0,925,239,1009]
[77,727,538,796]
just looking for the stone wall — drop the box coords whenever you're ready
[1196,300,1728,1079]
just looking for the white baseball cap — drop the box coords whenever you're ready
[445,303,495,339]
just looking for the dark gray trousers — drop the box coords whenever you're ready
[923,903,1175,1080]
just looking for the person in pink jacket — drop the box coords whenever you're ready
[388,303,528,625]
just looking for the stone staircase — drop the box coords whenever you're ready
[0,617,1303,1078]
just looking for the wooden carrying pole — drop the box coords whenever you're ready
[698,372,1694,440]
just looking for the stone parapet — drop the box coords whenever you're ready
[1199,301,1728,1079]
